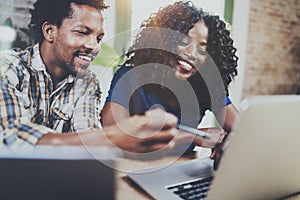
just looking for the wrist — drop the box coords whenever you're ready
[101,126,118,146]
[37,133,65,146]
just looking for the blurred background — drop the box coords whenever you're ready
[0,0,299,109]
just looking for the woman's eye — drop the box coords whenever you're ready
[198,49,207,55]
[179,37,190,46]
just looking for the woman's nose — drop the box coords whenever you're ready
[184,43,198,60]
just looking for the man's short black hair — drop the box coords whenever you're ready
[30,0,108,43]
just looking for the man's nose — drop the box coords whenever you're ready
[85,37,100,52]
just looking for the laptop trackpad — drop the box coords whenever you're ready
[175,159,213,177]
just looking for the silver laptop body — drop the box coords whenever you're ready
[127,95,300,200]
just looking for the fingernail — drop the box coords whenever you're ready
[168,140,175,149]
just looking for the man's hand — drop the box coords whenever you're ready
[38,109,177,158]
[103,109,178,154]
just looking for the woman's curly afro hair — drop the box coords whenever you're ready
[125,1,238,93]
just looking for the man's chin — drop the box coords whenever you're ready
[75,67,89,78]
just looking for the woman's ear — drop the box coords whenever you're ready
[42,22,57,43]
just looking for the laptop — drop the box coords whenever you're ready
[127,95,300,200]
[0,145,118,200]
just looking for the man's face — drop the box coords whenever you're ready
[52,3,104,77]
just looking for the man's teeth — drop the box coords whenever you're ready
[178,60,192,70]
[78,55,92,62]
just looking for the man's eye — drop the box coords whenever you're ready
[76,31,88,36]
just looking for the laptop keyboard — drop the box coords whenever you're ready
[167,177,213,200]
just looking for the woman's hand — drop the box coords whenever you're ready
[210,132,231,170]
[172,127,226,148]
[196,128,226,148]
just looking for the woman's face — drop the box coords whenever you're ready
[173,20,209,80]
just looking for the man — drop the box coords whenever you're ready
[0,0,177,153]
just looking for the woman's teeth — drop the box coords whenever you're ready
[178,60,193,71]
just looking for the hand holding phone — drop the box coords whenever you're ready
[210,132,231,170]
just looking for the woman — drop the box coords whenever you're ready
[101,1,239,150]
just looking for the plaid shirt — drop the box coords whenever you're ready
[0,44,102,149]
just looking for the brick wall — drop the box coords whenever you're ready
[243,0,300,97]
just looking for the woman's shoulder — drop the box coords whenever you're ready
[114,65,131,75]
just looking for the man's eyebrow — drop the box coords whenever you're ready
[74,25,90,30]
[74,25,105,36]
[73,25,89,31]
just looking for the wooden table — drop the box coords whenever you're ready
[115,152,300,200]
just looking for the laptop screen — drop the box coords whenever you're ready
[0,146,118,200]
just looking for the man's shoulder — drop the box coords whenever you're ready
[0,49,17,63]
[0,47,31,68]
[0,47,33,83]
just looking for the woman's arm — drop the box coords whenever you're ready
[101,102,131,126]
[223,103,239,133]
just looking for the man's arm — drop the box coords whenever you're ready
[38,109,177,153]
[0,74,177,153]
[101,102,130,126]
